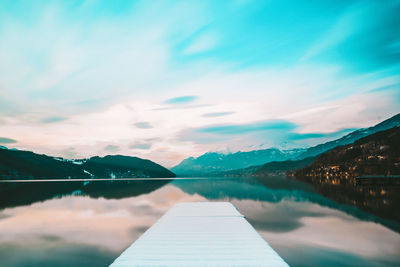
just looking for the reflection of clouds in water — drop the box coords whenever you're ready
[0,183,399,266]
[0,241,116,267]
[232,199,347,232]
[277,245,382,267]
[231,199,400,264]
[0,213,10,220]
[0,185,206,252]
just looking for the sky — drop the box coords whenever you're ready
[0,0,399,167]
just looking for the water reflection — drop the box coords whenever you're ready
[0,177,399,267]
[0,179,169,209]
[174,177,400,232]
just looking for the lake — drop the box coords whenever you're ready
[0,176,399,267]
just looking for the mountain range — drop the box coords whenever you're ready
[170,148,305,176]
[296,113,400,159]
[0,149,175,180]
[295,126,400,180]
[171,113,400,176]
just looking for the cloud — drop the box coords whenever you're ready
[134,122,152,129]
[0,185,206,254]
[61,147,77,159]
[130,143,152,150]
[287,133,329,141]
[182,32,218,55]
[301,1,400,73]
[153,104,211,111]
[40,116,68,123]
[178,129,227,144]
[178,118,359,147]
[177,120,298,146]
[164,96,198,105]
[288,128,357,141]
[202,112,234,117]
[287,133,327,140]
[104,145,120,153]
[197,120,296,135]
[301,8,358,62]
[0,137,17,144]
[366,83,399,94]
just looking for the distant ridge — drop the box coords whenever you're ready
[295,126,400,179]
[171,148,305,176]
[296,113,400,159]
[172,113,400,176]
[253,156,317,176]
[0,149,175,180]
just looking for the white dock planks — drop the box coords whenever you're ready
[110,202,289,267]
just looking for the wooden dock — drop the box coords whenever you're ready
[110,202,288,266]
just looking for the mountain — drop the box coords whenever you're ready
[253,114,400,177]
[294,126,400,223]
[196,156,316,178]
[172,113,400,176]
[296,113,400,159]
[82,155,175,178]
[295,126,400,179]
[171,148,306,176]
[0,149,175,180]
[253,156,317,176]
[0,145,18,151]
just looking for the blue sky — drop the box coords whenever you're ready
[0,0,399,166]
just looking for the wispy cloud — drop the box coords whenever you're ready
[287,133,327,140]
[287,128,356,141]
[202,112,234,117]
[134,122,153,129]
[301,7,359,62]
[40,116,67,123]
[153,104,211,111]
[0,137,17,144]
[130,143,152,150]
[197,120,296,135]
[182,31,218,55]
[164,96,198,105]
[104,145,120,153]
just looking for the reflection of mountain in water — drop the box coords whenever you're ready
[0,180,169,210]
[2,176,399,234]
[172,177,400,233]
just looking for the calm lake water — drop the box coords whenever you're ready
[0,176,399,267]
